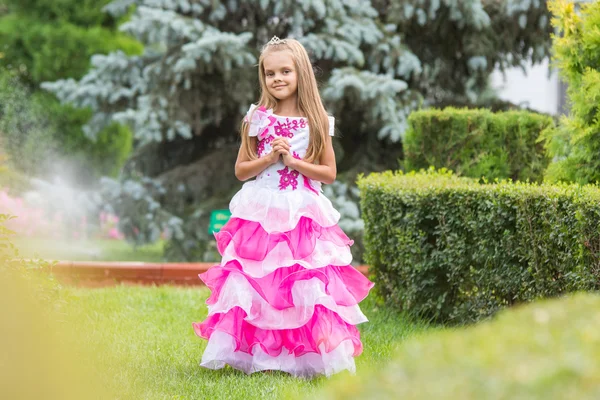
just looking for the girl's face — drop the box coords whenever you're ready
[263,50,298,102]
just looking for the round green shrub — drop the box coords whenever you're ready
[404,108,554,183]
[314,293,600,400]
[359,169,600,324]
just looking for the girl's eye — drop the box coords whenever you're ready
[284,70,290,74]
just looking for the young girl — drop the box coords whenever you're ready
[192,36,374,378]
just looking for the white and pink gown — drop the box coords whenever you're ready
[192,104,374,377]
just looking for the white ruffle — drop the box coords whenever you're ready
[207,274,368,330]
[229,180,340,232]
[201,331,356,377]
[220,240,353,278]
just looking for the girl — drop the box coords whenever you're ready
[192,36,374,378]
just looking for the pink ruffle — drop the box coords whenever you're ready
[202,261,373,309]
[215,217,353,261]
[203,274,367,329]
[193,305,363,358]
[220,239,353,278]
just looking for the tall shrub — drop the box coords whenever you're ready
[544,0,600,184]
[359,169,600,324]
[404,108,554,182]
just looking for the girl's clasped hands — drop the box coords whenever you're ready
[269,137,296,167]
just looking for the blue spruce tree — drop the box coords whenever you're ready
[44,0,553,261]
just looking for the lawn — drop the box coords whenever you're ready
[13,237,164,262]
[11,236,429,398]
[60,285,427,400]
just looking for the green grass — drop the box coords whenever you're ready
[60,285,427,400]
[13,237,165,262]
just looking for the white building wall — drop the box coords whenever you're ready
[490,59,560,115]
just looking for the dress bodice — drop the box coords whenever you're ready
[245,104,334,194]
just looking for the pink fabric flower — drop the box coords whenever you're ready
[246,105,277,140]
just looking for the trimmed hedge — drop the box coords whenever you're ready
[404,108,554,182]
[358,169,600,324]
[314,293,600,400]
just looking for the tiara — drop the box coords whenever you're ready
[266,36,287,46]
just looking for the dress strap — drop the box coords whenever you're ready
[328,116,335,136]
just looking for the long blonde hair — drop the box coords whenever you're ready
[240,38,330,163]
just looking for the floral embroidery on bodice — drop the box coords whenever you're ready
[274,118,307,138]
[244,104,335,194]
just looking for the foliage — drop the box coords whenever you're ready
[0,72,56,177]
[2,0,122,28]
[0,71,132,183]
[0,14,141,85]
[44,0,553,144]
[0,0,141,185]
[543,0,600,184]
[13,237,164,262]
[38,91,134,179]
[98,175,184,247]
[0,152,30,193]
[0,213,60,304]
[359,168,600,324]
[0,213,18,261]
[323,180,365,263]
[41,0,555,259]
[162,208,220,263]
[404,107,554,182]
[0,270,111,400]
[314,293,600,400]
[1,187,127,241]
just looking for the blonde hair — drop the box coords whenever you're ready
[240,38,330,163]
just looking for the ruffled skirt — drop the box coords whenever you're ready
[193,181,374,377]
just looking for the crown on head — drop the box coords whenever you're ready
[266,36,287,46]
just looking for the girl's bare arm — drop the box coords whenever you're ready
[282,136,336,184]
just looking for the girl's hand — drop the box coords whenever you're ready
[281,152,297,168]
[269,138,291,164]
